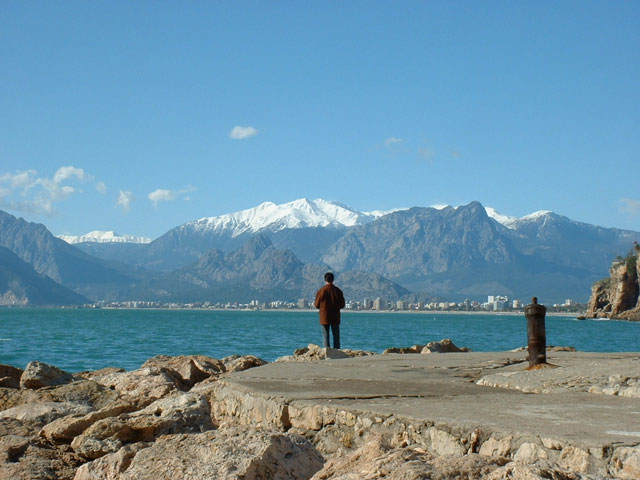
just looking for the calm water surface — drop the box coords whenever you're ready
[1,308,638,372]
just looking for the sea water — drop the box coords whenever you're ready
[1,308,638,372]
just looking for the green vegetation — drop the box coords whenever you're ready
[613,243,639,272]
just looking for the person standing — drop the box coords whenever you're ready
[314,272,345,349]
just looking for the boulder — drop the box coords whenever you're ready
[222,354,268,373]
[610,446,640,480]
[421,338,468,353]
[75,427,324,480]
[487,461,581,480]
[382,346,423,354]
[141,355,225,388]
[0,402,93,428]
[40,400,143,445]
[20,361,74,389]
[71,392,212,459]
[311,436,505,480]
[0,364,23,389]
[91,367,186,401]
[276,344,351,362]
[0,439,83,480]
[2,380,121,412]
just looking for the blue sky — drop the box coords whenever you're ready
[1,1,639,238]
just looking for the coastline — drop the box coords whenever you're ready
[3,349,638,479]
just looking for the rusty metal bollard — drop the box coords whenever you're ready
[524,297,547,367]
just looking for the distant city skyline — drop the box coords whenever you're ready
[2,2,639,238]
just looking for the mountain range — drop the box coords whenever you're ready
[2,198,639,305]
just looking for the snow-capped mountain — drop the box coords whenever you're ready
[58,231,152,245]
[485,206,553,230]
[182,198,392,237]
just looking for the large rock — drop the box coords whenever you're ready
[1,379,121,412]
[222,354,268,373]
[486,461,581,480]
[586,247,640,320]
[421,338,468,354]
[0,364,23,389]
[70,392,212,459]
[610,446,640,480]
[40,400,143,445]
[91,367,186,401]
[276,344,353,362]
[75,427,325,480]
[0,402,93,428]
[382,339,469,355]
[0,439,83,480]
[141,354,225,388]
[20,361,74,389]
[311,436,505,480]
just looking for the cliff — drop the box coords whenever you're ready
[586,244,640,321]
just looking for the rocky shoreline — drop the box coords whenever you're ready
[1,342,639,479]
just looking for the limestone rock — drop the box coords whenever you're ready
[75,427,324,480]
[610,446,640,480]
[0,434,30,462]
[141,354,225,388]
[311,436,505,480]
[222,354,268,373]
[71,392,212,459]
[586,247,640,320]
[0,439,84,480]
[383,339,469,355]
[429,427,465,457]
[487,461,580,480]
[558,446,589,473]
[421,338,468,354]
[40,400,143,445]
[479,436,512,457]
[276,344,351,362]
[0,402,93,428]
[20,361,74,389]
[513,442,547,463]
[0,364,23,389]
[76,367,125,380]
[91,366,185,401]
[1,379,122,413]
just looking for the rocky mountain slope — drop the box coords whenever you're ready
[0,210,149,301]
[320,202,618,301]
[142,235,410,303]
[586,244,640,321]
[0,247,88,306]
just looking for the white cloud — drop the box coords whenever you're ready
[620,198,640,216]
[0,169,37,188]
[147,186,197,207]
[384,137,403,146]
[148,189,175,207]
[229,125,259,140]
[96,181,107,194]
[116,190,134,213]
[0,166,96,215]
[53,166,90,184]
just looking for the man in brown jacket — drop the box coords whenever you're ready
[314,272,345,349]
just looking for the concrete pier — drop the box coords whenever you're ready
[207,351,640,478]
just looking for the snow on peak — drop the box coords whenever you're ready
[184,198,382,237]
[58,231,152,244]
[485,207,554,229]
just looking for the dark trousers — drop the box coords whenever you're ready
[321,323,340,349]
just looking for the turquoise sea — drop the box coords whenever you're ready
[1,308,638,372]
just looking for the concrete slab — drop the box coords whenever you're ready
[227,351,640,449]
